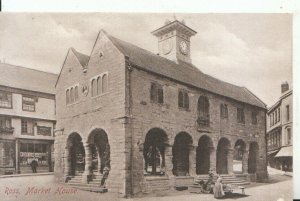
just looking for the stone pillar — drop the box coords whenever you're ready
[227,149,234,174]
[63,145,71,178]
[242,148,249,174]
[164,144,173,176]
[82,143,92,183]
[189,145,196,176]
[15,139,20,174]
[209,146,216,173]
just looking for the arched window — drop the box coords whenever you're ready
[70,87,74,103]
[66,89,70,105]
[97,76,102,95]
[252,111,258,125]
[91,79,97,97]
[237,107,245,123]
[74,86,78,101]
[102,74,108,93]
[197,96,209,126]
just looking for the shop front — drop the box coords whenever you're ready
[18,139,54,174]
[0,140,15,175]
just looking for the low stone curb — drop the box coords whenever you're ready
[0,172,54,179]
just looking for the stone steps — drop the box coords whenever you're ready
[194,174,250,186]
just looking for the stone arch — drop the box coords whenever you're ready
[143,128,168,175]
[172,132,193,176]
[248,141,259,174]
[233,139,246,173]
[196,135,214,174]
[87,128,110,174]
[216,137,231,174]
[66,132,85,176]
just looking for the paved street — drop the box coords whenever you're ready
[0,173,292,201]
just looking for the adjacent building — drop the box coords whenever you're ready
[267,82,293,172]
[54,20,268,196]
[0,63,57,175]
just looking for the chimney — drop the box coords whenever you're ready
[281,81,289,93]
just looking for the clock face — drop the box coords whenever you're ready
[162,40,173,55]
[179,41,188,55]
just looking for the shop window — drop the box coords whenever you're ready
[251,111,258,125]
[0,91,12,109]
[0,141,15,167]
[237,108,245,123]
[150,83,164,104]
[22,96,36,112]
[197,96,210,126]
[220,104,228,119]
[19,143,50,167]
[178,90,189,109]
[21,119,34,135]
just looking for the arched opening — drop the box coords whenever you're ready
[67,133,85,176]
[248,142,259,173]
[172,132,193,176]
[196,135,213,174]
[143,128,168,175]
[88,129,110,174]
[233,139,246,173]
[216,138,231,174]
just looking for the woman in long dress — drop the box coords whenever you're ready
[214,177,225,199]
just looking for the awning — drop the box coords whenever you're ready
[275,146,293,157]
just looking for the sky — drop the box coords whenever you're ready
[0,13,292,107]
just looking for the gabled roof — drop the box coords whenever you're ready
[107,33,266,109]
[71,48,90,68]
[0,63,57,94]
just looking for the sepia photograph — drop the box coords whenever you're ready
[0,12,293,201]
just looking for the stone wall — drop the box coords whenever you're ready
[127,67,267,194]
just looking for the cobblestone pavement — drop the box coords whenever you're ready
[0,174,292,201]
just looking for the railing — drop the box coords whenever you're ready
[0,127,14,134]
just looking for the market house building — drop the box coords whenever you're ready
[54,20,268,196]
[0,63,57,175]
[266,82,293,172]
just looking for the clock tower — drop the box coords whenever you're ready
[152,19,197,63]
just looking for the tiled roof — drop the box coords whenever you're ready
[107,34,266,108]
[0,63,57,94]
[71,48,90,68]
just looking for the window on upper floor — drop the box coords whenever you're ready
[21,119,34,135]
[150,82,164,104]
[91,73,109,97]
[0,116,14,133]
[22,96,36,112]
[275,110,277,123]
[220,104,228,119]
[251,111,258,125]
[197,96,210,126]
[287,128,291,145]
[178,90,189,110]
[278,108,280,121]
[66,84,79,105]
[0,91,12,109]
[286,105,290,121]
[237,108,245,124]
